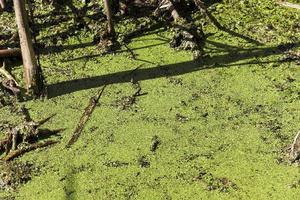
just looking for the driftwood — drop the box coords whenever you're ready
[0,48,21,58]
[277,1,300,10]
[1,140,58,161]
[66,85,107,148]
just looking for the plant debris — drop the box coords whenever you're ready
[193,167,238,192]
[281,50,300,64]
[0,106,61,161]
[114,82,146,110]
[150,135,160,152]
[170,24,205,59]
[176,113,189,122]
[0,161,38,191]
[104,160,129,168]
[137,155,150,168]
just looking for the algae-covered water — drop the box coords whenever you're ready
[1,0,300,199]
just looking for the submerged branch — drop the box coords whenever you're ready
[66,85,107,148]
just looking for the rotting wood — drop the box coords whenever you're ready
[277,1,300,10]
[1,140,58,161]
[66,85,107,148]
[0,48,21,58]
[13,0,44,96]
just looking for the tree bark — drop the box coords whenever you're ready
[13,0,44,96]
[103,0,115,37]
[0,0,5,9]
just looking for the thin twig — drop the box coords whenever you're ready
[66,85,107,148]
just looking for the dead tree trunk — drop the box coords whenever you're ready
[0,0,5,10]
[103,0,115,37]
[13,0,44,96]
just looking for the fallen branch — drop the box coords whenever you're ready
[66,85,107,148]
[277,1,300,10]
[0,62,20,87]
[0,48,21,58]
[1,140,58,161]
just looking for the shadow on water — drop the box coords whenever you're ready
[59,40,169,62]
[47,41,300,98]
[63,166,77,200]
